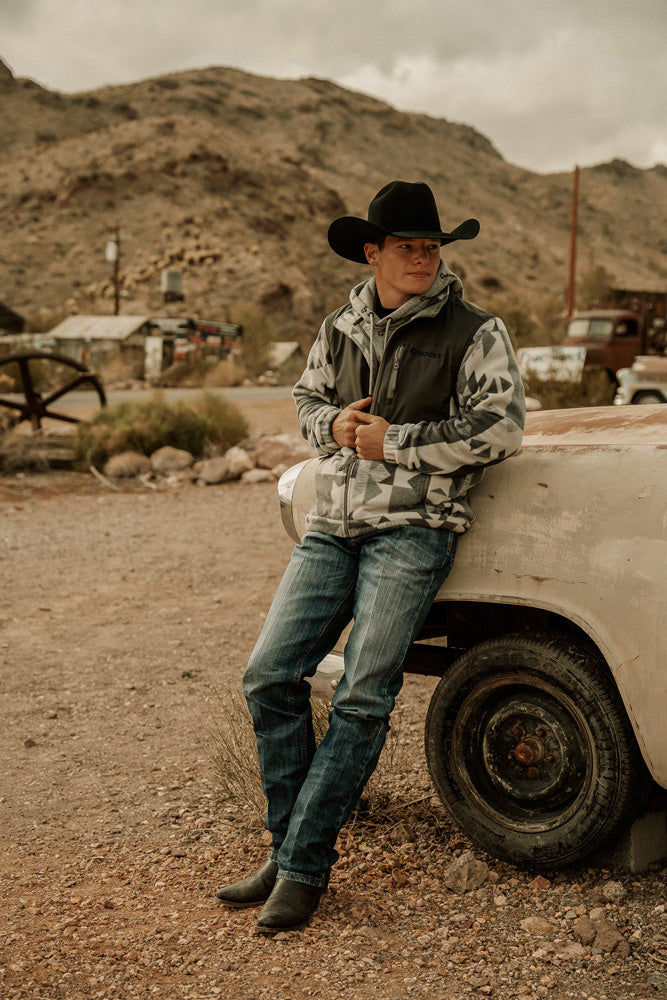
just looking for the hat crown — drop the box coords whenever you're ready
[368,181,441,235]
[327,180,479,263]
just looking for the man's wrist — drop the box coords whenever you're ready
[382,424,400,463]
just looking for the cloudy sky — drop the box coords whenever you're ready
[2,0,665,175]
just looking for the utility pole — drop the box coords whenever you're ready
[566,165,579,320]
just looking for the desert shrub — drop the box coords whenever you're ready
[482,294,533,349]
[95,353,139,385]
[158,358,208,388]
[24,306,69,333]
[577,264,615,309]
[74,390,248,466]
[229,304,275,377]
[523,368,616,409]
[0,430,50,473]
[203,358,246,387]
[206,688,331,824]
[205,686,404,827]
[533,294,568,346]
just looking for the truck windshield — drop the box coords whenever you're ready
[566,318,614,341]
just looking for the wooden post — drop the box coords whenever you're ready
[566,165,579,320]
[112,223,121,316]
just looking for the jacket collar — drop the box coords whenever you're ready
[335,262,463,349]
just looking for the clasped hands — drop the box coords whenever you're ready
[331,396,389,461]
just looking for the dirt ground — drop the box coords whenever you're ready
[1,396,666,1000]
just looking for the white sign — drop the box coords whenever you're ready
[518,346,587,383]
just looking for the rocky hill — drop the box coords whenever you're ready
[1,56,666,345]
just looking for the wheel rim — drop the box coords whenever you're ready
[451,674,594,833]
[0,351,106,429]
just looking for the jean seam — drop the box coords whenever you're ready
[291,573,356,689]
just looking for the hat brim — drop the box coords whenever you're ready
[328,216,480,264]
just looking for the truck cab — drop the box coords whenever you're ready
[564,308,644,377]
[564,289,667,380]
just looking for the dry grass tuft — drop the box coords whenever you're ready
[205,685,404,827]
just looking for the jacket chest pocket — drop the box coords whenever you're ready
[380,343,454,423]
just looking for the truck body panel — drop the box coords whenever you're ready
[615,355,667,405]
[280,406,667,787]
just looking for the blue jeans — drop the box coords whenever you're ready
[243,526,457,887]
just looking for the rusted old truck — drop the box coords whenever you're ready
[564,288,667,379]
[278,405,667,869]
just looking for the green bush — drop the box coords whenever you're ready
[75,391,249,467]
[523,368,617,409]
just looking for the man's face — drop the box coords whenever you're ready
[365,235,441,309]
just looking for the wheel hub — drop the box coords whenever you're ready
[478,694,587,807]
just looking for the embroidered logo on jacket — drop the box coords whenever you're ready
[409,347,442,360]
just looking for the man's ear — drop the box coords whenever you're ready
[364,242,379,265]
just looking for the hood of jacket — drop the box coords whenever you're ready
[337,261,464,346]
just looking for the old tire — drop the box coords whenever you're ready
[632,390,665,404]
[424,632,651,868]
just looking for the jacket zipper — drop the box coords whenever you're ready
[387,344,405,402]
[341,451,356,537]
[342,320,405,534]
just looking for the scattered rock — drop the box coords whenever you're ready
[103,451,151,477]
[196,455,230,485]
[550,940,588,959]
[444,851,489,893]
[255,433,314,470]
[224,445,255,479]
[573,915,631,955]
[520,915,557,936]
[528,875,551,890]
[602,879,627,903]
[150,445,194,473]
[241,467,275,484]
[387,822,413,846]
[592,919,632,956]
[572,917,598,946]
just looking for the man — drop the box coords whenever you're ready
[216,180,526,933]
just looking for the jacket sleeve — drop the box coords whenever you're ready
[292,318,342,454]
[383,317,526,473]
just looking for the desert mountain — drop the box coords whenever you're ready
[1,57,666,345]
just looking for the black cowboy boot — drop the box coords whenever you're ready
[255,876,327,934]
[215,859,278,908]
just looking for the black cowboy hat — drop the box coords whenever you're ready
[328,180,480,264]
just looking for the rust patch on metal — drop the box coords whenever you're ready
[523,404,667,443]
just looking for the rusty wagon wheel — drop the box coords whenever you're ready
[0,351,106,430]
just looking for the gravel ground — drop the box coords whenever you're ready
[1,398,666,1000]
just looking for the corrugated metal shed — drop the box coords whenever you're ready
[48,315,151,341]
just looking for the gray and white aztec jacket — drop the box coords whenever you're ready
[293,262,526,538]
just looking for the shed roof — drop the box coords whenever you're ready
[268,341,303,369]
[48,315,151,341]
